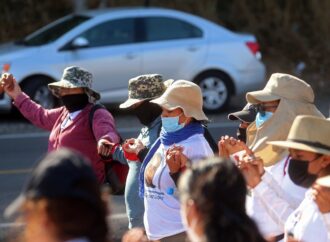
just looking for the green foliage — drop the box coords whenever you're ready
[1,0,329,91]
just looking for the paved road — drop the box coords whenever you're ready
[0,121,236,241]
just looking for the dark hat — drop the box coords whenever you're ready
[4,148,99,218]
[228,103,257,123]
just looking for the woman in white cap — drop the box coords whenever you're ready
[137,80,213,242]
[239,115,330,242]
[1,67,120,183]
[219,73,324,241]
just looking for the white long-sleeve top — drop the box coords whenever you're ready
[247,156,307,238]
[284,190,330,242]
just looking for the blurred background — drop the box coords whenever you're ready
[1,0,330,94]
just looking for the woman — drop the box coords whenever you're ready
[239,115,330,242]
[178,157,267,242]
[108,74,172,229]
[4,148,111,242]
[1,67,120,183]
[138,80,213,241]
[219,73,324,240]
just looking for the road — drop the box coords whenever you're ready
[0,119,236,241]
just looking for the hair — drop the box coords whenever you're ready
[22,179,111,242]
[179,157,266,242]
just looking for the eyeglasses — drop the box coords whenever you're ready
[255,104,278,116]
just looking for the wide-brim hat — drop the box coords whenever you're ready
[119,74,173,109]
[4,148,99,218]
[268,115,330,155]
[228,103,257,123]
[151,80,208,121]
[48,66,100,101]
[246,73,314,104]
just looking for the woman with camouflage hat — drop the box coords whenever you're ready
[1,67,120,183]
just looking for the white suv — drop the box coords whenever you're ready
[0,7,266,112]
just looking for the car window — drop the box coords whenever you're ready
[143,17,202,42]
[22,15,90,46]
[79,18,136,47]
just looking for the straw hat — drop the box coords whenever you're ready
[151,80,208,121]
[268,115,330,155]
[119,74,173,109]
[246,73,314,104]
[48,66,100,101]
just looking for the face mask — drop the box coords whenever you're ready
[255,111,273,128]
[161,114,184,133]
[60,94,89,112]
[288,158,318,188]
[132,102,162,126]
[236,127,247,143]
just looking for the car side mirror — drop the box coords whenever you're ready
[71,37,89,49]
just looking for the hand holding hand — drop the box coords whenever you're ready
[312,183,330,213]
[122,138,144,161]
[1,73,22,100]
[238,154,264,188]
[218,135,246,157]
[97,138,114,159]
[165,145,187,173]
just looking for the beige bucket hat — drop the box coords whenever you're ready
[119,74,173,109]
[268,115,330,155]
[151,80,208,121]
[48,66,100,101]
[246,73,314,104]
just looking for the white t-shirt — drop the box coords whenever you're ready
[143,133,213,240]
[285,190,330,242]
[247,156,307,238]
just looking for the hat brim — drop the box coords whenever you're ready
[228,110,255,123]
[119,98,150,109]
[4,194,25,219]
[246,90,281,104]
[48,81,100,101]
[316,176,330,188]
[151,97,208,121]
[268,140,330,156]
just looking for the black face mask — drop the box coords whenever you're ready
[288,159,317,188]
[60,94,89,112]
[132,101,162,126]
[236,127,247,143]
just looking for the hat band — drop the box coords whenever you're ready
[289,139,330,151]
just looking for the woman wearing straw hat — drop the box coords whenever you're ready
[219,73,324,240]
[137,80,213,241]
[1,67,120,183]
[239,115,330,242]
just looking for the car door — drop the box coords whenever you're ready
[140,16,206,81]
[63,18,142,101]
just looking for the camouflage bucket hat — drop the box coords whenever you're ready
[119,74,173,109]
[48,66,100,102]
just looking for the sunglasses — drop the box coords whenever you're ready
[255,104,278,116]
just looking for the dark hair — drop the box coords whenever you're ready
[45,179,110,242]
[179,157,266,242]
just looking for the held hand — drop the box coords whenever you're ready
[1,73,22,100]
[97,138,114,159]
[122,228,150,242]
[312,184,330,213]
[238,155,263,188]
[122,138,145,154]
[165,145,187,173]
[218,136,246,156]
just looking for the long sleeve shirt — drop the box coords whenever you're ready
[14,92,120,182]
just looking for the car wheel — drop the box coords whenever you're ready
[22,77,58,109]
[195,71,232,113]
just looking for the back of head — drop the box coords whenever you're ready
[5,148,110,242]
[179,157,266,242]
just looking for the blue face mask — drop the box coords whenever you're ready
[255,111,273,128]
[161,115,184,132]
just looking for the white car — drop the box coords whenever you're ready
[0,7,265,112]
